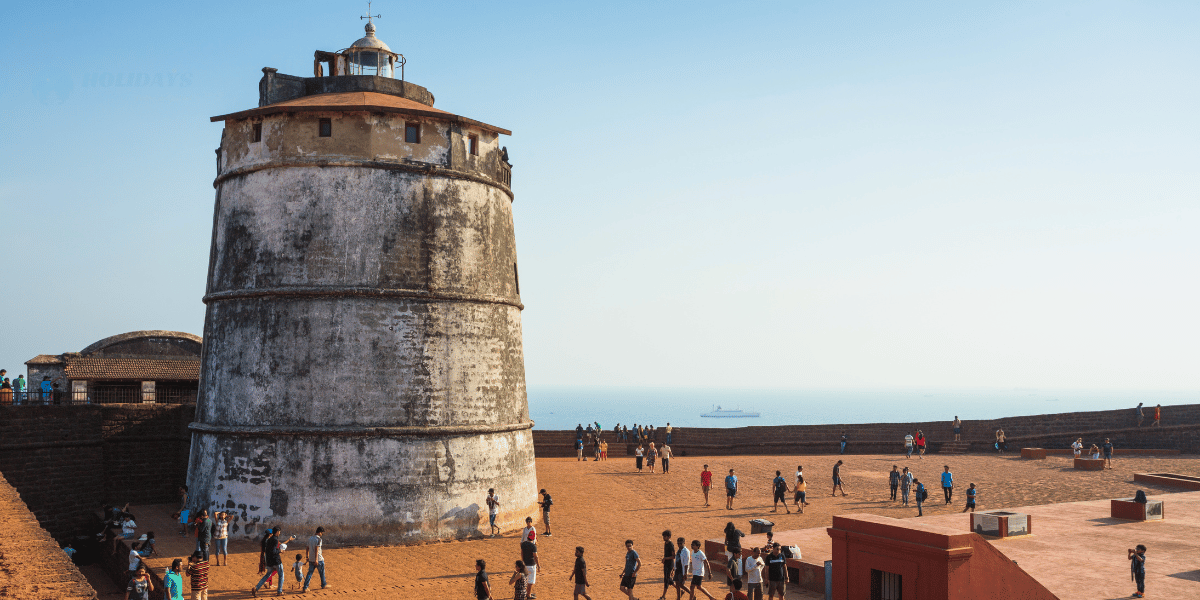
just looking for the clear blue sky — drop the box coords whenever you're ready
[1,1,1197,391]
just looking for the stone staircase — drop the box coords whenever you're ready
[939,441,971,455]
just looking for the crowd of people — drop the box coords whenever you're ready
[0,368,62,405]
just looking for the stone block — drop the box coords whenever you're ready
[1074,458,1105,471]
[971,510,1031,538]
[1111,498,1164,521]
[1020,448,1047,459]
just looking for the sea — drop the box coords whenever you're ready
[526,387,1198,431]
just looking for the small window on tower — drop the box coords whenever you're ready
[251,123,262,143]
[468,134,479,156]
[318,118,332,137]
[405,122,421,144]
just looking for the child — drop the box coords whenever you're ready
[962,484,977,513]
[1128,544,1146,598]
[293,554,305,590]
[121,514,138,539]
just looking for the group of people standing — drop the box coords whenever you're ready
[887,464,977,517]
[634,441,673,473]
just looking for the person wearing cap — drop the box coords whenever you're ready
[537,489,554,537]
[520,530,541,599]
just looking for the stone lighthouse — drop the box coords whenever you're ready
[187,17,536,544]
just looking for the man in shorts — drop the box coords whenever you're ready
[1102,438,1114,469]
[700,466,713,507]
[619,539,640,600]
[1072,438,1083,459]
[569,546,592,600]
[520,531,541,599]
[770,471,790,514]
[793,467,808,513]
[904,432,914,458]
[961,483,977,513]
[659,530,675,600]
[831,460,846,497]
[687,540,716,600]
[725,469,738,510]
[952,416,962,441]
[764,543,788,600]
[671,536,689,600]
[538,489,553,537]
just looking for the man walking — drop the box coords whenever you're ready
[687,540,717,600]
[570,546,592,600]
[904,432,914,458]
[1136,403,1145,427]
[302,526,328,592]
[916,430,926,458]
[941,466,954,504]
[831,460,847,497]
[486,489,501,537]
[620,539,640,600]
[661,443,672,474]
[672,537,690,600]
[701,465,713,507]
[521,531,541,600]
[1152,404,1161,427]
[538,489,554,537]
[770,471,790,514]
[725,469,739,510]
[764,544,788,600]
[914,478,926,517]
[839,432,848,454]
[900,467,913,506]
[888,465,900,501]
[658,531,675,600]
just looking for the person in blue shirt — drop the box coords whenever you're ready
[941,466,954,504]
[961,483,977,513]
[163,559,185,600]
[914,479,926,517]
[725,469,738,510]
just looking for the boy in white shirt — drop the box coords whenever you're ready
[688,540,717,600]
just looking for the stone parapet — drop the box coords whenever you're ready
[0,470,97,600]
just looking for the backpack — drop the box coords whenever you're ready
[918,488,928,502]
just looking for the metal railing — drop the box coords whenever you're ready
[0,387,197,406]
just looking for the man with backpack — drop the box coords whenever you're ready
[770,471,790,514]
[914,479,927,517]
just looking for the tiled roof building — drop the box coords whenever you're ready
[20,331,201,404]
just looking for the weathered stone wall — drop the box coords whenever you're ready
[0,470,97,600]
[190,104,536,544]
[0,404,192,541]
[533,403,1200,457]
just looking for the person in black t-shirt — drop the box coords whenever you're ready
[520,534,541,599]
[474,559,493,600]
[771,471,791,514]
[538,489,554,537]
[660,530,675,599]
[764,544,788,600]
[569,546,592,600]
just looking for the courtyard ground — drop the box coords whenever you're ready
[102,452,1200,600]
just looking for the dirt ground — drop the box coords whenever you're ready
[97,452,1200,600]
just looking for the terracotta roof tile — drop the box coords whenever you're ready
[63,358,200,381]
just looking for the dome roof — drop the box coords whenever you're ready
[350,22,392,52]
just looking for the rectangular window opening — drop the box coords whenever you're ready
[318,118,332,137]
[870,569,902,600]
[468,134,479,156]
[405,122,421,143]
[251,123,262,143]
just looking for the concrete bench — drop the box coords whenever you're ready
[1074,458,1105,471]
[1020,448,1047,459]
[1111,498,1164,521]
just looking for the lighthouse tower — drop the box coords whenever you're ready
[187,17,535,544]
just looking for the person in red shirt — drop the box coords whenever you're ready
[1152,404,1162,427]
[700,466,713,507]
[915,431,926,459]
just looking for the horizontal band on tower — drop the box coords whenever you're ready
[202,286,523,309]
[213,158,514,200]
[189,420,535,437]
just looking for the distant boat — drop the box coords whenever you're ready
[700,405,760,418]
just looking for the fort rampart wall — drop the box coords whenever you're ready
[532,403,1200,457]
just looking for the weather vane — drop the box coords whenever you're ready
[361,1,381,26]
